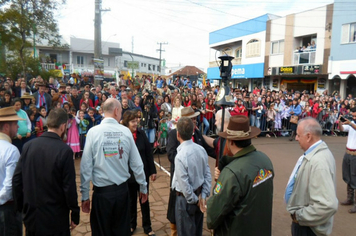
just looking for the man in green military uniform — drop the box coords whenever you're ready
[206,115,274,236]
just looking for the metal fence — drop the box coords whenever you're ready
[201,111,346,138]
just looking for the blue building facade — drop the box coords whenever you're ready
[329,0,356,98]
[208,14,279,89]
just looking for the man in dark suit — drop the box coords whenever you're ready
[12,108,80,236]
[15,80,31,98]
[33,82,52,112]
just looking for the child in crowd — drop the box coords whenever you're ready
[36,106,48,137]
[66,107,80,159]
[84,107,101,130]
[166,112,173,132]
[63,102,71,113]
[26,109,37,141]
[266,103,276,138]
[325,109,339,136]
[77,102,88,117]
[136,110,143,130]
[29,104,39,121]
[78,110,89,156]
[159,117,168,151]
[301,105,311,118]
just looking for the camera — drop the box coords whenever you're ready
[340,115,353,122]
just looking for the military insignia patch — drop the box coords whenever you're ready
[252,169,273,188]
[214,181,222,195]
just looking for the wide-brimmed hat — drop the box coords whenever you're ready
[0,107,25,121]
[59,83,66,88]
[180,106,200,119]
[119,83,127,88]
[37,82,46,87]
[20,92,34,99]
[218,115,260,140]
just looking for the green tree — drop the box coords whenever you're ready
[0,0,66,78]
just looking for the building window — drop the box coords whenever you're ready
[107,58,110,67]
[153,65,156,71]
[77,56,84,65]
[235,47,242,58]
[246,39,260,58]
[148,64,151,70]
[341,22,356,44]
[124,60,128,67]
[271,40,284,54]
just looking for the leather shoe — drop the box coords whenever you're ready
[341,199,354,205]
[348,205,356,213]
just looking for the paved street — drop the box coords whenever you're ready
[72,135,356,236]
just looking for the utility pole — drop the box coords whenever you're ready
[156,42,168,74]
[131,36,134,53]
[94,0,110,85]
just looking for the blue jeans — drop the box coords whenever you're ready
[250,114,256,127]
[144,128,155,143]
[203,117,210,135]
[199,117,209,135]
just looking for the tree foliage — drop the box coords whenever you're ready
[0,0,66,78]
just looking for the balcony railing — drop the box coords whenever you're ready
[41,63,56,70]
[293,50,316,65]
[232,58,241,65]
[41,63,71,70]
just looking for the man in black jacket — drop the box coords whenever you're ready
[12,108,80,236]
[166,106,215,235]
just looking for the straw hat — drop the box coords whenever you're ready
[20,92,34,99]
[0,107,25,121]
[180,106,200,119]
[218,115,260,140]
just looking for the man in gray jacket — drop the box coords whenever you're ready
[285,117,338,236]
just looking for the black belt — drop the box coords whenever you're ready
[176,186,202,198]
[93,183,127,193]
[0,200,14,207]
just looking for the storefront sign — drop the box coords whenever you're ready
[318,78,326,89]
[303,65,321,74]
[279,67,295,74]
[207,63,264,80]
[231,68,245,78]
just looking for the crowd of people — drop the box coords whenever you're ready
[0,72,356,236]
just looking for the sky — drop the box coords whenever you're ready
[57,0,334,71]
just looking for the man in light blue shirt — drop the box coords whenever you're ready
[0,107,23,235]
[171,117,211,236]
[80,98,147,236]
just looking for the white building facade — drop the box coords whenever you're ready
[265,4,333,94]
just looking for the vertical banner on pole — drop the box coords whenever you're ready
[94,58,104,81]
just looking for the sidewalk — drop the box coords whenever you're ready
[72,156,212,236]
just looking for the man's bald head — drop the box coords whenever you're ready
[102,98,122,116]
[298,117,322,138]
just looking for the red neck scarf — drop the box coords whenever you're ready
[133,131,138,142]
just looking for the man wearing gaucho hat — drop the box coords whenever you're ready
[207,115,274,236]
[0,107,23,235]
[33,82,52,112]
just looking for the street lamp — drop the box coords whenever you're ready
[215,55,234,106]
[214,54,234,176]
